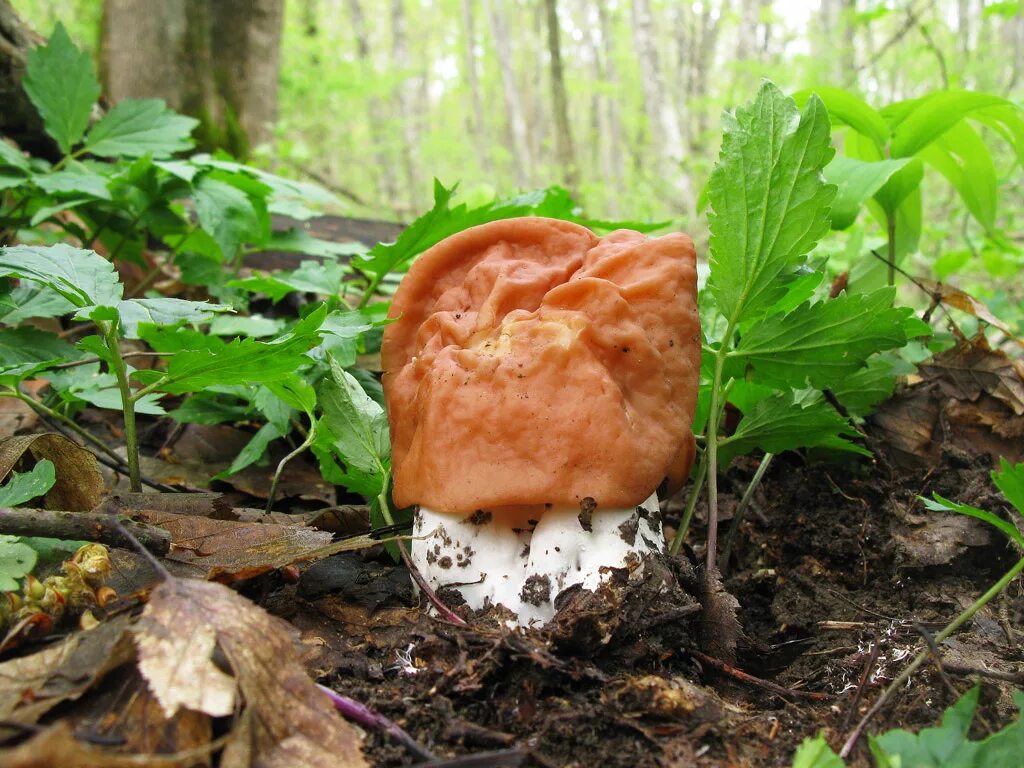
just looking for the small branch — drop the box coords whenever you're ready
[720,453,774,574]
[265,421,317,513]
[690,649,831,702]
[0,507,171,555]
[840,555,1024,758]
[316,683,436,762]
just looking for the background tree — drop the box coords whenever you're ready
[100,0,283,158]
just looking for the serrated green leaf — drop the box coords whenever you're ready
[83,99,197,158]
[0,244,122,308]
[992,458,1024,517]
[22,23,100,154]
[110,297,233,338]
[0,326,79,383]
[728,289,926,390]
[0,459,56,507]
[32,169,111,200]
[0,281,77,323]
[718,391,868,465]
[0,535,38,591]
[46,363,166,414]
[155,304,326,394]
[169,393,253,426]
[194,176,262,260]
[0,140,30,172]
[824,156,910,230]
[921,494,1023,546]
[318,357,389,478]
[212,422,284,480]
[790,735,845,768]
[830,353,910,418]
[264,375,316,415]
[254,385,293,434]
[707,83,836,327]
[869,685,980,767]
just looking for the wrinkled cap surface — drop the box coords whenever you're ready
[382,217,700,514]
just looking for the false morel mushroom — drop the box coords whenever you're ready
[382,217,699,624]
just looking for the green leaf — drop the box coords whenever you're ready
[873,157,923,216]
[264,229,368,258]
[211,422,285,480]
[229,259,346,302]
[707,82,836,327]
[253,385,293,434]
[264,375,316,415]
[794,87,889,149]
[869,685,980,767]
[169,392,253,425]
[0,173,27,192]
[921,495,1023,547]
[32,169,111,200]
[728,288,927,390]
[918,121,997,231]
[885,91,1013,158]
[718,391,868,465]
[0,535,38,592]
[790,735,845,768]
[318,357,390,478]
[208,314,285,338]
[992,458,1024,516]
[824,156,910,230]
[0,326,79,383]
[0,282,77,324]
[0,460,56,507]
[155,304,326,394]
[29,198,94,227]
[111,297,232,338]
[22,23,100,155]
[0,140,30,172]
[0,244,122,308]
[83,99,197,158]
[194,176,262,260]
[829,353,910,418]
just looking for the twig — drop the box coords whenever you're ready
[840,632,881,733]
[316,683,436,762]
[0,507,171,555]
[720,453,774,574]
[840,555,1024,758]
[689,649,831,702]
[417,750,528,768]
[265,421,317,513]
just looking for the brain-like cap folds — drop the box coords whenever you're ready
[382,217,700,515]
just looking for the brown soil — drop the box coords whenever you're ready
[275,448,1024,767]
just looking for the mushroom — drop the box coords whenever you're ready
[381,217,699,625]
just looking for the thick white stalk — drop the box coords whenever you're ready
[412,493,663,626]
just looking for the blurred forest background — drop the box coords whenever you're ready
[8,0,1023,237]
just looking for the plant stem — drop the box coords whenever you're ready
[265,420,317,513]
[101,321,142,492]
[2,389,124,465]
[840,554,1024,759]
[886,212,897,288]
[669,453,707,555]
[704,324,736,576]
[720,453,774,574]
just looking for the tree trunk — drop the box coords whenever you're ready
[100,0,283,158]
[485,0,531,186]
[596,1,627,192]
[543,0,578,194]
[391,0,419,201]
[460,0,492,174]
[0,0,51,156]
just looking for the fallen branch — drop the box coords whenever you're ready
[0,507,171,555]
[689,649,831,702]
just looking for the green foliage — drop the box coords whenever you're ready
[0,459,55,507]
[0,536,38,593]
[922,458,1024,547]
[792,687,1024,767]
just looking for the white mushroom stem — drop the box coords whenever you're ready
[412,493,664,626]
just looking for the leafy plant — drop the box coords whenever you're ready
[800,86,1024,289]
[671,82,930,569]
[792,686,1024,767]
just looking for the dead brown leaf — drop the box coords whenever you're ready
[0,722,194,768]
[918,279,1023,346]
[0,396,38,436]
[134,578,367,767]
[0,433,105,510]
[920,335,1024,415]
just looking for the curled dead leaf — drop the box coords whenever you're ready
[0,433,105,511]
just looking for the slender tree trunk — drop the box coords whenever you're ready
[460,0,492,174]
[485,0,531,186]
[346,0,399,207]
[391,0,418,203]
[596,0,627,192]
[543,0,578,193]
[101,0,283,158]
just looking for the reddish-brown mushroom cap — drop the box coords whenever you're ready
[382,217,700,515]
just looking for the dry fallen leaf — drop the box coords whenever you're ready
[134,577,367,768]
[918,279,1023,347]
[0,433,105,510]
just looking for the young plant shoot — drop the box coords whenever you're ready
[381,217,700,625]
